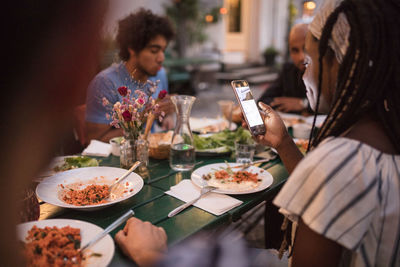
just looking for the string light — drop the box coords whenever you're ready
[205,14,213,23]
[304,1,316,11]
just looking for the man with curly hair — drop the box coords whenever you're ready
[86,9,175,142]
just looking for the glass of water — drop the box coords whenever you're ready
[235,142,256,164]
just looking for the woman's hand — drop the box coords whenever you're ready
[115,217,167,267]
[252,102,290,150]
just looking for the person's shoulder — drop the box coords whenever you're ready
[95,63,122,80]
[282,62,298,73]
[152,67,167,80]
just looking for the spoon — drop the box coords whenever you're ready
[108,161,141,196]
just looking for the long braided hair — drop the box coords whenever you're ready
[307,0,400,152]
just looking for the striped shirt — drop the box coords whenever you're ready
[274,137,400,266]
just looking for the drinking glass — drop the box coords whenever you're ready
[217,100,234,130]
[235,142,256,163]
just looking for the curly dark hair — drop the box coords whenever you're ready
[116,8,175,61]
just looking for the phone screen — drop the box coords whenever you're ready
[234,84,264,127]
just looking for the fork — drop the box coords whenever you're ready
[168,185,217,217]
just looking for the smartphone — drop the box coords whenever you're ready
[231,80,266,136]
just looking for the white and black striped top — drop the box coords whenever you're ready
[274,137,400,267]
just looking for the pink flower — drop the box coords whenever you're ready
[122,110,132,122]
[102,97,110,106]
[158,89,167,99]
[137,98,145,105]
[118,86,128,96]
[106,114,111,120]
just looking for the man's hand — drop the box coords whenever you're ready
[157,95,175,115]
[115,217,167,267]
[270,97,304,112]
[161,114,174,131]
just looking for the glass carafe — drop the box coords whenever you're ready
[169,95,196,171]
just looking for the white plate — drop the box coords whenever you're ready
[304,114,327,128]
[36,166,144,211]
[17,219,114,267]
[277,112,307,128]
[37,156,100,181]
[190,117,237,133]
[191,163,274,195]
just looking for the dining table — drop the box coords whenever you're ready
[39,153,289,266]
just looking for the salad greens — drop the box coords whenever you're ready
[193,127,253,152]
[54,156,100,172]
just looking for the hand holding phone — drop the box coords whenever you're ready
[231,80,266,136]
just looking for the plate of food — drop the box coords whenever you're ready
[194,127,253,156]
[36,166,144,211]
[191,163,274,195]
[277,112,306,128]
[294,138,309,154]
[17,219,114,267]
[38,156,100,180]
[190,117,237,134]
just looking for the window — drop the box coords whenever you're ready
[228,0,241,33]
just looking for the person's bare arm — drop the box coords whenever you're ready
[161,113,174,130]
[86,121,123,143]
[292,219,344,267]
[255,102,304,174]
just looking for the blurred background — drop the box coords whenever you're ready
[97,0,321,96]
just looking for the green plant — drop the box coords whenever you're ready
[164,0,220,57]
[263,46,279,57]
[263,46,279,66]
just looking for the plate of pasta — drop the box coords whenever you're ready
[17,219,114,267]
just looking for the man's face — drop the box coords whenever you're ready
[135,35,168,77]
[289,30,306,72]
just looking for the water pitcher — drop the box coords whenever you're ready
[169,95,196,171]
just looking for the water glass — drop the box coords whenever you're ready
[235,142,256,163]
[217,100,234,130]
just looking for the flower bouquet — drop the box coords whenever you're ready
[102,80,168,168]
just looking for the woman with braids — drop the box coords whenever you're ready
[256,0,400,265]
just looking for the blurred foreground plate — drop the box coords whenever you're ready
[17,219,114,267]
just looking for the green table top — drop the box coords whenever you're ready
[39,154,288,266]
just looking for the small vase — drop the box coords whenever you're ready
[120,133,149,170]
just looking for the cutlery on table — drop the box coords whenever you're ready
[233,158,276,170]
[168,185,217,217]
[79,209,134,253]
[108,161,141,196]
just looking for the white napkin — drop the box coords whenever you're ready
[82,140,111,157]
[166,180,243,216]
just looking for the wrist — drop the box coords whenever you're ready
[131,250,165,267]
[276,133,295,153]
[300,98,308,109]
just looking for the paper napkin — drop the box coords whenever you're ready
[82,140,111,157]
[166,180,243,216]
